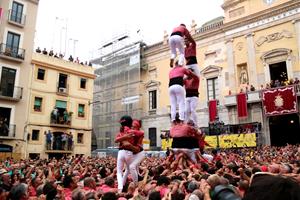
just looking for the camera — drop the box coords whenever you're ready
[212,185,241,200]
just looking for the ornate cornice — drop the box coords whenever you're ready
[221,0,247,10]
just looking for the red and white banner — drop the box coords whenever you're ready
[262,86,298,116]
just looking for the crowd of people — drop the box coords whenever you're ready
[0,145,300,200]
[35,47,92,67]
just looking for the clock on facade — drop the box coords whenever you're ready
[263,0,275,5]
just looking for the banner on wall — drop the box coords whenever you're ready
[161,133,256,150]
[204,136,218,148]
[161,138,172,150]
[262,86,298,116]
[219,133,256,148]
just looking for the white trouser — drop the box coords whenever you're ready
[186,63,200,77]
[169,85,185,121]
[122,150,145,184]
[172,148,197,163]
[169,35,185,66]
[185,96,198,125]
[117,150,133,190]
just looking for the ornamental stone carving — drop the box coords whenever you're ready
[256,30,293,46]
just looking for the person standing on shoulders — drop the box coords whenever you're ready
[169,24,193,67]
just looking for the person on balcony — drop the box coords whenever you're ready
[0,118,9,136]
[42,48,48,55]
[68,133,73,151]
[51,107,59,124]
[63,110,69,124]
[45,130,52,150]
[62,133,68,150]
[35,47,41,53]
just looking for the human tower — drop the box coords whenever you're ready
[114,24,210,192]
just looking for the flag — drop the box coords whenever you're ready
[0,8,3,21]
[237,93,248,119]
[209,100,217,122]
[262,86,297,116]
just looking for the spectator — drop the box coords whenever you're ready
[42,48,48,55]
[35,47,41,53]
[68,55,74,62]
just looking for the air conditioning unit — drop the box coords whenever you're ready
[58,87,67,93]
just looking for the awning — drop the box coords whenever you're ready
[56,100,67,109]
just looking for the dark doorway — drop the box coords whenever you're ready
[52,132,63,150]
[0,67,16,97]
[0,107,11,136]
[269,114,300,146]
[269,62,288,83]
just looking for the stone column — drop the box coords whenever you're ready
[286,54,294,79]
[263,62,271,84]
[293,18,300,60]
[225,39,236,90]
[246,33,258,87]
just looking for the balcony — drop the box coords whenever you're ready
[8,10,26,27]
[44,135,73,154]
[50,112,72,128]
[0,43,25,62]
[0,124,16,139]
[224,84,300,106]
[0,86,23,101]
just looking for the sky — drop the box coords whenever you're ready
[34,0,224,61]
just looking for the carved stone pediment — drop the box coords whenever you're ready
[145,80,161,88]
[256,30,293,46]
[201,65,222,78]
[261,48,292,64]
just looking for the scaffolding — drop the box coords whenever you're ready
[92,38,143,149]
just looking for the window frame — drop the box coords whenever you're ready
[77,133,84,144]
[11,1,24,24]
[78,104,85,118]
[207,77,219,101]
[80,78,87,89]
[37,68,45,80]
[31,129,40,141]
[149,90,157,110]
[34,97,42,112]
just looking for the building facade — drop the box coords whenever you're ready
[141,0,300,148]
[0,0,39,159]
[92,37,146,149]
[27,53,95,159]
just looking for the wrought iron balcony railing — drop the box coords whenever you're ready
[0,124,16,138]
[0,86,23,101]
[0,43,25,61]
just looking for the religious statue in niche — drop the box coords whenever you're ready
[239,66,249,85]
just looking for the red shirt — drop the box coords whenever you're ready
[172,25,191,38]
[169,67,191,79]
[115,127,144,148]
[64,188,72,200]
[170,124,197,138]
[98,184,116,193]
[184,75,199,90]
[185,40,196,58]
